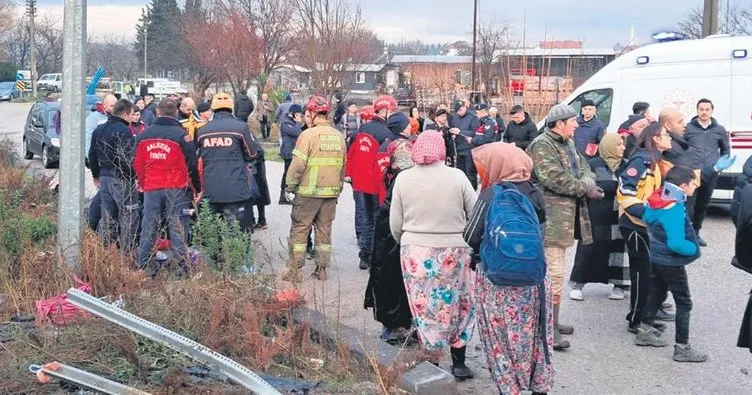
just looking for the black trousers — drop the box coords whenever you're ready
[456,154,478,190]
[644,263,692,344]
[260,120,271,139]
[621,227,652,327]
[686,173,718,232]
[281,159,292,192]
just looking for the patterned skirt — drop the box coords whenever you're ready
[399,245,476,351]
[476,266,554,395]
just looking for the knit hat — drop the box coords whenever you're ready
[387,112,410,134]
[197,102,211,113]
[546,103,578,123]
[288,104,303,114]
[411,130,446,165]
[581,99,596,108]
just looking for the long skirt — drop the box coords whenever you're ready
[476,266,554,395]
[400,245,476,351]
[570,238,630,287]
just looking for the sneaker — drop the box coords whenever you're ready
[359,259,370,270]
[673,343,708,363]
[253,222,268,230]
[634,324,667,347]
[656,308,676,321]
[609,287,626,300]
[696,235,707,247]
[628,321,667,334]
[662,301,674,310]
[569,289,584,301]
[311,266,327,280]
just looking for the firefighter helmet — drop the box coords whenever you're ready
[373,95,397,112]
[306,96,330,115]
[211,92,233,111]
[359,105,374,122]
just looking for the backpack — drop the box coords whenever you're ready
[479,182,550,363]
[480,183,546,286]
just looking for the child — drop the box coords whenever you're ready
[640,166,706,362]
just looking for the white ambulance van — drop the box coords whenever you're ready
[539,34,752,203]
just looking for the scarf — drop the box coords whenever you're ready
[471,142,533,191]
[387,139,414,172]
[411,130,446,165]
[599,133,624,173]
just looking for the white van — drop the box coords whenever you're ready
[540,35,752,203]
[135,78,185,98]
[37,73,62,92]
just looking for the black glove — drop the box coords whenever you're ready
[586,186,605,200]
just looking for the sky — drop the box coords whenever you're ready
[29,0,703,48]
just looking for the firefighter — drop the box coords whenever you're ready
[283,96,347,282]
[195,93,257,230]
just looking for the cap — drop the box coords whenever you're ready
[434,109,448,118]
[474,103,489,111]
[387,112,410,134]
[288,104,303,114]
[546,103,578,123]
[452,99,464,112]
[581,99,596,108]
[197,102,211,113]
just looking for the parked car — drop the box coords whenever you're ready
[37,73,62,92]
[23,100,61,168]
[0,81,21,101]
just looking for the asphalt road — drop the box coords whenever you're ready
[2,101,751,394]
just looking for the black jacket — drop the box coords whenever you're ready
[503,112,539,150]
[732,157,752,226]
[234,94,254,122]
[280,116,303,161]
[88,116,135,181]
[449,111,480,155]
[685,116,730,168]
[195,111,257,203]
[425,122,456,162]
[357,117,392,146]
[250,137,271,206]
[663,132,697,169]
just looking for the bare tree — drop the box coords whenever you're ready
[0,0,15,42]
[677,4,752,38]
[475,20,510,95]
[292,0,379,97]
[87,35,140,81]
[1,16,63,73]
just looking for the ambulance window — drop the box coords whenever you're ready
[569,88,614,127]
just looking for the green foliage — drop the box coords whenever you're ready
[191,201,254,275]
[0,62,18,82]
[0,190,56,258]
[267,88,288,109]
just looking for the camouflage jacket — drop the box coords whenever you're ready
[527,128,595,247]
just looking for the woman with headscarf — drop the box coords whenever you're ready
[464,142,553,395]
[569,133,630,301]
[389,131,478,380]
[365,139,416,345]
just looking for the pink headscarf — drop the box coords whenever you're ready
[410,130,446,165]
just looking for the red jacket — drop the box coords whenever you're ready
[345,132,380,194]
[134,117,201,193]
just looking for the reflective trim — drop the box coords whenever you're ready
[308,157,344,167]
[317,244,332,252]
[292,244,308,252]
[292,149,308,161]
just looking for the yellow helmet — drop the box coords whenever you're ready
[211,92,233,111]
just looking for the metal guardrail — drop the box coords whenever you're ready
[29,362,152,395]
[66,288,281,395]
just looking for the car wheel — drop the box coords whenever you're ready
[41,145,54,169]
[53,86,60,93]
[23,137,34,159]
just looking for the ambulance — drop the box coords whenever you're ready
[540,34,752,202]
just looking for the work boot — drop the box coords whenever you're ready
[450,346,474,381]
[696,234,707,247]
[553,329,570,351]
[282,267,302,284]
[554,304,574,335]
[634,324,667,347]
[673,343,708,363]
[311,266,327,280]
[253,221,268,230]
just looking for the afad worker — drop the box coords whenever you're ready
[283,96,347,283]
[195,93,257,231]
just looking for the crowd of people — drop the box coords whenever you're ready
[83,86,752,394]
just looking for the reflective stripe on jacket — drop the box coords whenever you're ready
[286,120,346,198]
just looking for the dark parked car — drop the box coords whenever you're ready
[23,100,61,168]
[0,81,21,101]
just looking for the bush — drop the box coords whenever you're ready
[191,201,255,275]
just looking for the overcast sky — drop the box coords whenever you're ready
[32,0,703,48]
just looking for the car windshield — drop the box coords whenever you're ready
[0,82,13,89]
[40,75,55,81]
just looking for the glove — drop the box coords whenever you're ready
[581,177,596,192]
[714,154,736,172]
[285,192,296,202]
[586,186,605,200]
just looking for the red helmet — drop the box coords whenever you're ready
[359,105,374,122]
[373,95,397,112]
[306,96,330,115]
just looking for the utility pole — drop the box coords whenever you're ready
[27,0,38,97]
[702,0,720,37]
[59,0,87,269]
[470,0,478,92]
[143,27,148,77]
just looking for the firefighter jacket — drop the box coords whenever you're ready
[180,111,206,141]
[286,119,346,198]
[195,111,257,204]
[134,117,201,193]
[345,132,380,195]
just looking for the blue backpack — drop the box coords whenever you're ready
[480,183,546,286]
[479,183,550,363]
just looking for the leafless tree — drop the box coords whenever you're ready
[87,35,140,81]
[0,0,15,42]
[292,0,379,97]
[1,16,63,73]
[475,20,510,95]
[677,4,752,38]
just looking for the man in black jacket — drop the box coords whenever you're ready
[89,99,139,253]
[685,98,730,244]
[503,105,539,150]
[449,99,480,189]
[196,92,257,231]
[234,93,254,123]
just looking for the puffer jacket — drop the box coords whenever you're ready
[280,116,303,161]
[503,112,539,150]
[685,116,730,168]
[644,184,701,266]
